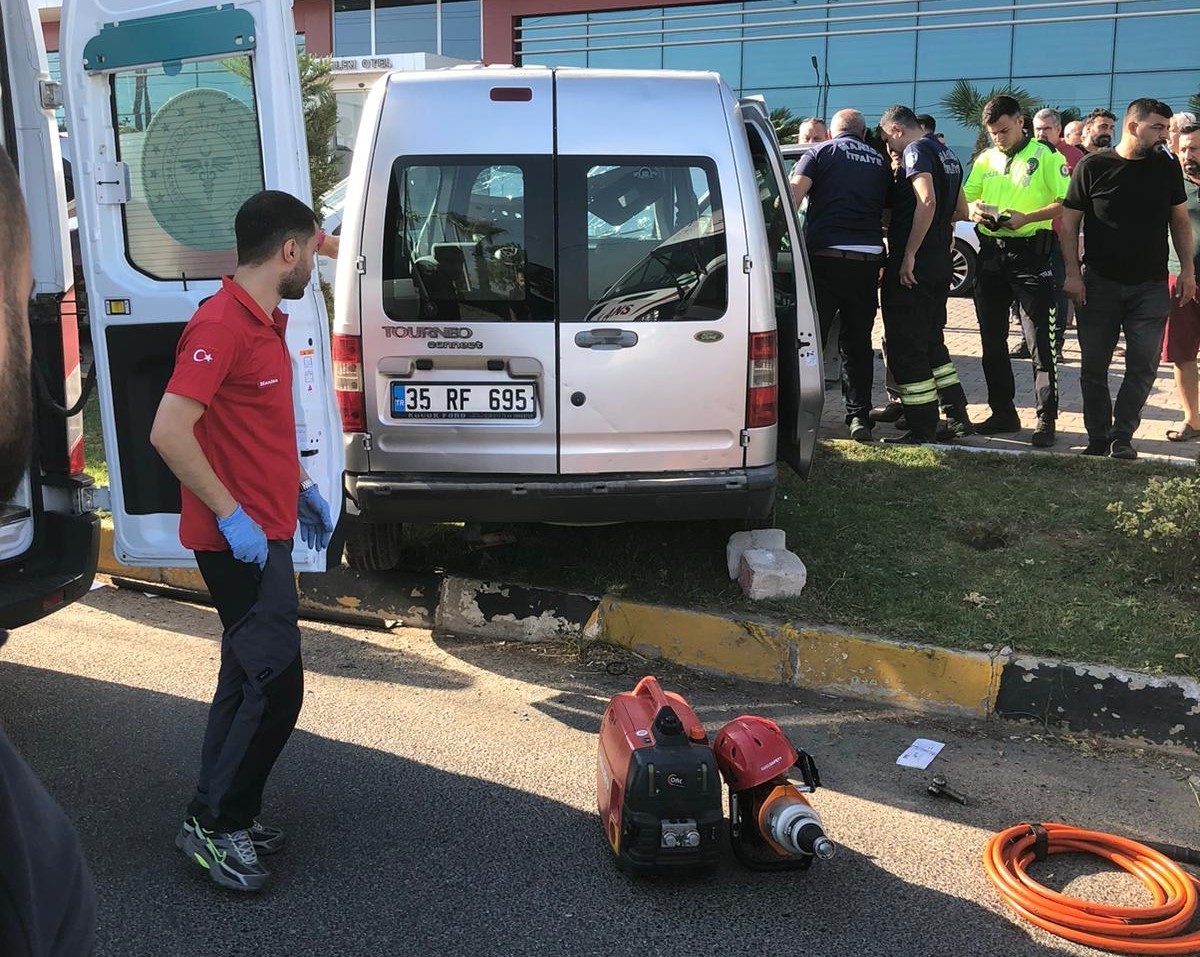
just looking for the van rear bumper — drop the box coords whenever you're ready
[0,511,100,630]
[348,465,778,524]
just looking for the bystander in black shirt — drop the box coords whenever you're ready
[888,133,963,275]
[0,632,97,956]
[1064,149,1187,284]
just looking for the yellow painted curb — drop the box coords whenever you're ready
[598,598,1001,716]
[597,598,791,684]
[98,525,207,592]
[789,624,1000,715]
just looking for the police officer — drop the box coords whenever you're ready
[790,108,891,440]
[964,95,1070,447]
[876,105,972,443]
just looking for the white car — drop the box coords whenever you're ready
[781,141,978,297]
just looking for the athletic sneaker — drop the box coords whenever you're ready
[183,816,285,855]
[176,818,270,892]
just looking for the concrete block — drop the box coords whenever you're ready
[738,548,807,600]
[726,528,787,579]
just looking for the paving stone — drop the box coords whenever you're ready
[725,528,787,580]
[738,548,807,600]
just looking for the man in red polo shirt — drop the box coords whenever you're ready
[150,190,335,892]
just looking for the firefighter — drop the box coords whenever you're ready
[876,105,971,444]
[964,95,1071,447]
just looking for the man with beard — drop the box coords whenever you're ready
[150,190,335,891]
[0,151,97,953]
[1159,125,1200,443]
[1081,108,1116,154]
[1062,100,1197,459]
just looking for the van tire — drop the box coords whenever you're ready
[344,520,404,573]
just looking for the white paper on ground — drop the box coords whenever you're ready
[89,580,109,591]
[896,738,945,769]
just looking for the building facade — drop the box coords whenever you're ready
[39,0,1200,165]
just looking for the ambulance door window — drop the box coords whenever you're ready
[109,57,266,281]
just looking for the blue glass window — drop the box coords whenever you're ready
[587,9,663,70]
[828,3,917,86]
[1115,2,1200,74]
[1013,1,1114,77]
[915,0,1012,82]
[662,5,742,87]
[828,83,917,132]
[442,1,481,60]
[1011,74,1115,121]
[518,15,587,68]
[915,78,1008,166]
[375,0,437,55]
[333,0,370,57]
[1111,71,1200,117]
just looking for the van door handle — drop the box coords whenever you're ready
[575,329,639,349]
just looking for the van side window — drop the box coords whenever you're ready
[381,156,555,323]
[110,58,266,280]
[559,159,726,323]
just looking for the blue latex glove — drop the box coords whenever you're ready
[298,484,334,551]
[217,505,268,568]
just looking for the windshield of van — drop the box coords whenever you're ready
[381,156,554,322]
[558,159,727,323]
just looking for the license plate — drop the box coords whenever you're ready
[390,382,537,420]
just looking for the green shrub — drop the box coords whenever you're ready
[1108,476,1200,586]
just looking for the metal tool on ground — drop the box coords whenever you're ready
[596,676,722,875]
[713,715,835,871]
[985,821,1200,954]
[927,774,968,806]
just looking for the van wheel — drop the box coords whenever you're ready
[344,520,404,573]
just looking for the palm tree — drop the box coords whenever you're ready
[770,107,801,144]
[940,79,1042,158]
[1189,89,1200,116]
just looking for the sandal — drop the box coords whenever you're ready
[1166,424,1200,441]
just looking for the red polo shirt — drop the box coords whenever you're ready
[165,277,298,551]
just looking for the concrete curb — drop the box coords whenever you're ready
[96,528,1200,749]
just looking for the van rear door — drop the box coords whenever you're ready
[349,70,559,476]
[740,99,824,477]
[554,72,748,474]
[61,0,342,569]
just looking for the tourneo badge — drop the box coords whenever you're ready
[140,88,264,251]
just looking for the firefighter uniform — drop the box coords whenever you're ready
[963,137,1070,431]
[881,133,969,441]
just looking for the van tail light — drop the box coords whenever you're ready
[33,293,85,476]
[332,334,366,433]
[747,331,778,429]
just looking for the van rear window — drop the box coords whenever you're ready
[558,158,726,323]
[381,156,555,323]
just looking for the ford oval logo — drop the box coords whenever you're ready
[694,330,723,344]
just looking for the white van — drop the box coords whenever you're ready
[58,0,343,572]
[333,68,824,570]
[0,0,100,627]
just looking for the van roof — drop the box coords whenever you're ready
[389,64,727,86]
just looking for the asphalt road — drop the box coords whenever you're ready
[2,583,1198,957]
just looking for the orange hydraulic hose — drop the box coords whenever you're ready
[984,822,1200,955]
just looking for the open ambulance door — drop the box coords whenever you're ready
[61,0,343,569]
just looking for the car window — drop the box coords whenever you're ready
[559,158,727,323]
[110,58,266,281]
[381,156,554,323]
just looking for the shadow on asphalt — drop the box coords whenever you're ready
[81,586,473,691]
[0,658,1079,957]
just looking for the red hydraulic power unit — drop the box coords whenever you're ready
[596,676,723,874]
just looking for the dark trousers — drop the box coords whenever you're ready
[811,255,881,424]
[880,260,968,439]
[190,541,303,833]
[1077,269,1171,443]
[973,238,1058,420]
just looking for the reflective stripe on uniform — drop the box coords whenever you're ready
[898,378,938,406]
[931,362,961,388]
